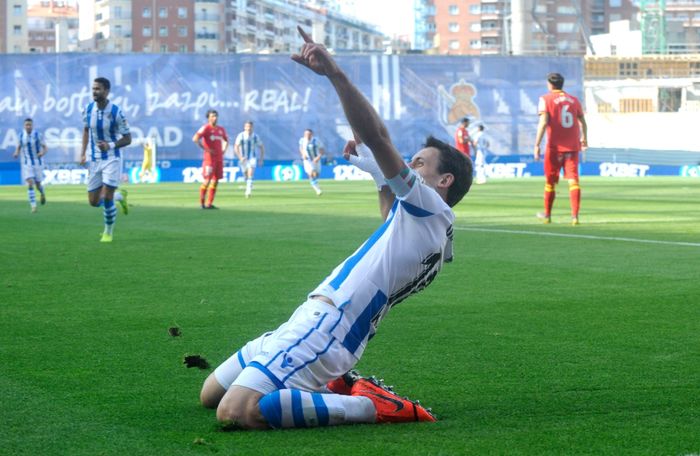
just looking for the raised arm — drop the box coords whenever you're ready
[533,112,548,162]
[292,27,405,180]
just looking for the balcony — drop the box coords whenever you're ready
[195,13,219,21]
[196,32,219,40]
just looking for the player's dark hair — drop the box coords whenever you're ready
[24,118,33,123]
[547,72,565,90]
[206,109,218,118]
[461,117,470,124]
[245,121,254,126]
[94,77,111,91]
[424,135,472,207]
[305,128,313,134]
[478,125,484,131]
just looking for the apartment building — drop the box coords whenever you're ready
[1,0,29,53]
[27,0,79,53]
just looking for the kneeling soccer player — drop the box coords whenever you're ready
[199,26,473,430]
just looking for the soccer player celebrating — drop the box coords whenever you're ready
[454,116,474,159]
[534,72,588,225]
[234,121,264,198]
[193,110,229,209]
[13,118,47,213]
[80,77,131,243]
[199,26,473,430]
[299,128,324,195]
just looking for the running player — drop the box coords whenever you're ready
[299,128,324,195]
[80,77,131,243]
[193,110,229,209]
[454,117,473,159]
[534,72,588,225]
[234,121,265,198]
[199,26,473,430]
[13,118,47,213]
[472,124,489,184]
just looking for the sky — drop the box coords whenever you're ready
[343,0,415,38]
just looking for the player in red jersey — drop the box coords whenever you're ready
[454,117,474,158]
[534,73,588,225]
[193,110,229,209]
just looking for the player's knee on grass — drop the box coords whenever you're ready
[216,386,267,430]
[200,373,227,409]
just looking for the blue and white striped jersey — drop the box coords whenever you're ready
[299,136,323,160]
[82,101,130,161]
[235,131,263,160]
[18,130,45,166]
[309,178,455,359]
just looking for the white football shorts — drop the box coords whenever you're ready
[21,163,44,183]
[215,298,357,395]
[303,159,321,176]
[87,157,122,192]
[240,157,257,172]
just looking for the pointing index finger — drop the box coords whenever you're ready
[297,26,314,43]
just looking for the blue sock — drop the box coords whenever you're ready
[103,199,117,234]
[28,187,36,207]
[258,389,373,428]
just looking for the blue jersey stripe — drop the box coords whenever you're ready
[328,202,398,290]
[341,290,387,354]
[236,351,247,369]
[400,200,434,217]
[110,104,120,158]
[248,361,286,390]
[290,390,307,428]
[311,393,329,426]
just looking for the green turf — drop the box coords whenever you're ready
[1,178,698,455]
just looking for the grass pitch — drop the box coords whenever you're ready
[1,178,699,455]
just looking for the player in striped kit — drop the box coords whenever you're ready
[199,27,473,430]
[234,121,265,198]
[13,118,48,213]
[299,128,325,195]
[80,77,132,243]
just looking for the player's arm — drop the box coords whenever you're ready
[39,137,48,158]
[578,113,588,162]
[80,127,89,165]
[13,143,20,158]
[533,112,548,162]
[292,27,405,180]
[316,146,324,162]
[258,142,265,165]
[343,138,394,220]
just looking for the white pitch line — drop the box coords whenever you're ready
[455,226,700,248]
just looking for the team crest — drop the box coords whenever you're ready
[437,79,481,131]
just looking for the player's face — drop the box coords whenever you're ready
[304,130,312,139]
[92,82,108,102]
[408,147,444,189]
[24,121,33,133]
[208,113,218,126]
[244,123,253,133]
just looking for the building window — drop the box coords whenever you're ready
[143,44,151,52]
[470,39,481,49]
[609,0,621,7]
[13,4,22,15]
[448,5,459,15]
[469,5,480,15]
[449,40,460,50]
[178,7,187,19]
[178,26,188,37]
[143,7,151,18]
[449,22,459,32]
[470,22,481,32]
[179,44,188,52]
[115,24,122,37]
[13,25,22,36]
[114,6,122,19]
[159,7,168,18]
[143,26,152,37]
[557,6,576,14]
[159,26,168,37]
[557,22,576,33]
[160,44,167,52]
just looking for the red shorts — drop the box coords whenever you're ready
[544,150,579,184]
[202,159,223,180]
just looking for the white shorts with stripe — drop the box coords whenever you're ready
[240,157,257,172]
[214,299,357,395]
[303,159,321,176]
[87,157,122,191]
[21,163,44,182]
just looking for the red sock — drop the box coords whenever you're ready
[207,184,217,206]
[544,184,555,216]
[199,184,207,206]
[569,183,581,217]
